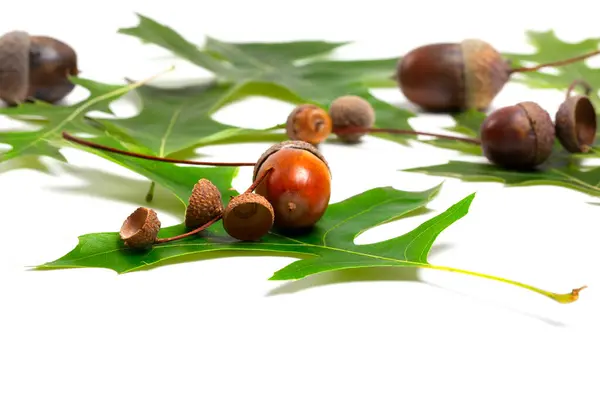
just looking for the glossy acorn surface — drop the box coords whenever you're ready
[480,101,555,169]
[253,141,331,230]
[28,35,79,103]
[397,39,511,112]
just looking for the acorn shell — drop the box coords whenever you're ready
[185,179,224,229]
[120,207,161,249]
[397,39,510,112]
[329,95,376,143]
[223,193,274,241]
[0,31,31,105]
[253,140,330,181]
[28,35,78,103]
[285,104,332,145]
[555,95,597,153]
[480,101,555,169]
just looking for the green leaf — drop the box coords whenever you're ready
[419,110,486,155]
[96,81,288,157]
[39,184,582,304]
[503,30,600,107]
[118,14,414,144]
[406,158,600,198]
[69,135,238,204]
[0,77,129,164]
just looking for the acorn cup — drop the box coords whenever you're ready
[120,207,161,249]
[0,30,78,105]
[555,80,598,153]
[329,95,376,143]
[185,179,224,229]
[223,193,274,241]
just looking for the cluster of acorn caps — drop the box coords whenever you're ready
[120,140,333,249]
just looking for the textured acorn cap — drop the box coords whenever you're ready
[555,95,597,153]
[253,140,330,181]
[120,207,161,249]
[223,193,274,241]
[329,95,376,143]
[185,178,224,229]
[0,31,31,105]
[518,101,556,166]
[461,39,511,110]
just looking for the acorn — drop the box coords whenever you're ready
[480,101,555,170]
[0,31,31,105]
[185,179,224,229]
[120,207,161,249]
[329,95,376,143]
[555,84,597,153]
[253,140,331,230]
[286,104,332,145]
[223,193,274,241]
[0,30,78,105]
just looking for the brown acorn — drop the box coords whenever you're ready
[480,101,555,169]
[120,207,161,249]
[397,39,511,112]
[329,95,376,143]
[0,31,31,105]
[0,30,78,105]
[185,179,224,229]
[223,193,274,241]
[285,104,333,145]
[555,86,597,153]
[253,140,331,230]
[28,35,79,103]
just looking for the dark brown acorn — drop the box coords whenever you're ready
[397,39,511,112]
[397,39,600,113]
[0,30,78,106]
[28,35,79,103]
[555,80,597,153]
[480,101,555,169]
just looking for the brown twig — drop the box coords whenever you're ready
[509,49,600,74]
[62,132,256,167]
[566,79,593,98]
[333,126,482,145]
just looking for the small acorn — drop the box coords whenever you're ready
[286,104,332,145]
[555,81,597,153]
[329,95,376,143]
[0,30,78,105]
[398,39,511,112]
[223,193,274,241]
[253,140,331,230]
[480,101,555,170]
[185,179,224,229]
[120,207,161,249]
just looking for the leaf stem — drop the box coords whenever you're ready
[566,79,593,98]
[427,264,587,304]
[333,127,482,145]
[509,49,600,74]
[61,132,256,167]
[145,182,156,203]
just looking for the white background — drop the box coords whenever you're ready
[1,1,599,418]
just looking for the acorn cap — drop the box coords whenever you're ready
[555,95,597,153]
[461,39,511,111]
[223,193,274,241]
[518,101,556,166]
[0,31,31,105]
[185,178,224,229]
[329,95,376,143]
[253,140,330,181]
[120,207,161,249]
